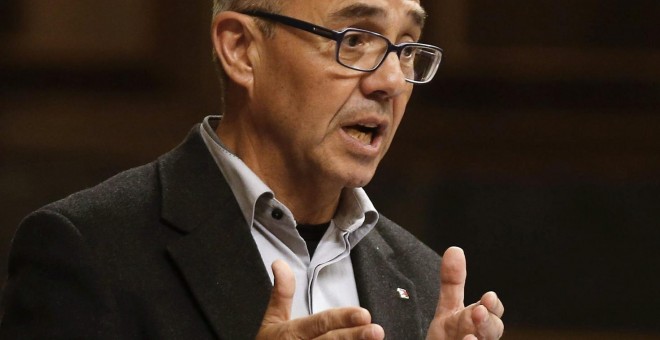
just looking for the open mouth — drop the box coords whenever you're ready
[343,123,379,145]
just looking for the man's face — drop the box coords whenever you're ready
[249,0,425,189]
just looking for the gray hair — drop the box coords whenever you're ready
[212,0,282,110]
[213,0,281,18]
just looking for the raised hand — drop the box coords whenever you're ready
[256,260,385,340]
[426,247,504,340]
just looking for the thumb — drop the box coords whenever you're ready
[262,259,296,325]
[437,246,467,316]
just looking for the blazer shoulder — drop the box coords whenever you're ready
[41,124,209,227]
[40,161,160,229]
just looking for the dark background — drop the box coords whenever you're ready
[1,1,659,338]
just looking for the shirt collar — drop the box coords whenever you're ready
[200,115,379,233]
[200,116,272,228]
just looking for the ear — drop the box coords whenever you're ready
[211,12,259,90]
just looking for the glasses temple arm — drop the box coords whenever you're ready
[241,10,340,41]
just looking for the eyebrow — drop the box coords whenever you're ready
[329,2,427,29]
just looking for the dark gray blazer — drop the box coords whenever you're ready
[0,126,440,339]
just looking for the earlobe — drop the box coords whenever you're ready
[211,12,257,89]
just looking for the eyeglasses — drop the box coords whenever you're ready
[241,10,443,84]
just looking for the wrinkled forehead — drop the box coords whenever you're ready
[285,0,426,28]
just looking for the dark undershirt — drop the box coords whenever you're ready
[296,222,331,258]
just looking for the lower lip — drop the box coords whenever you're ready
[339,128,382,157]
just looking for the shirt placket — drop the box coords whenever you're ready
[306,228,352,314]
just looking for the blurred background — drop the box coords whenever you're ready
[1,1,659,338]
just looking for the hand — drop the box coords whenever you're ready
[256,260,385,340]
[426,247,505,340]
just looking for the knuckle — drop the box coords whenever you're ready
[458,310,474,334]
[313,313,332,334]
[476,315,502,339]
[285,321,311,340]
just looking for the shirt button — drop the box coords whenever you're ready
[271,208,283,220]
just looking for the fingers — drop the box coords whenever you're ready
[289,307,381,339]
[261,259,295,325]
[437,246,467,316]
[443,303,502,340]
[472,292,504,339]
[312,316,385,340]
[480,291,504,318]
[470,304,504,339]
[429,248,505,339]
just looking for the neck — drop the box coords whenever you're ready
[276,183,341,224]
[217,111,343,225]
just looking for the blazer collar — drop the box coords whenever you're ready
[352,226,426,339]
[158,125,271,339]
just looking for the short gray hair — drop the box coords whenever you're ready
[213,0,281,17]
[212,0,282,110]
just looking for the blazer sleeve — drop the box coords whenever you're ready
[0,209,118,339]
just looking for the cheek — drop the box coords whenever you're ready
[391,94,411,131]
[379,95,411,154]
[292,79,357,130]
[272,64,332,112]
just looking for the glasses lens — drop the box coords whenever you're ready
[337,29,442,83]
[338,30,388,71]
[400,46,442,83]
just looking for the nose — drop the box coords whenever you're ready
[359,52,409,100]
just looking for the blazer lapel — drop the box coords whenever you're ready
[352,226,426,339]
[159,126,271,339]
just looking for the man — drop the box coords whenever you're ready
[1,0,504,339]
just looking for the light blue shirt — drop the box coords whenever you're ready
[200,116,379,318]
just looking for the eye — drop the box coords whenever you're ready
[401,46,415,59]
[342,32,367,48]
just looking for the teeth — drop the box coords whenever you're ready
[361,123,378,128]
[346,127,373,145]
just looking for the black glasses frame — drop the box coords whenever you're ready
[240,10,443,84]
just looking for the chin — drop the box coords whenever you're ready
[342,169,377,188]
[326,154,381,188]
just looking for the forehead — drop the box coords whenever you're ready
[286,0,425,26]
